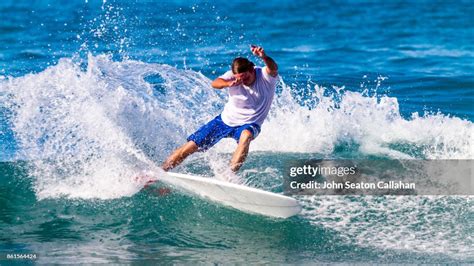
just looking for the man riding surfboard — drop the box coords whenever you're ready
[162,45,279,173]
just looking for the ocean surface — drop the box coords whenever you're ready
[0,0,473,263]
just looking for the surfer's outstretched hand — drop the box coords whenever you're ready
[251,45,266,58]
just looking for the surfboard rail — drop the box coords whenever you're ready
[156,171,302,218]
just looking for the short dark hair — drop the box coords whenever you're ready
[232,57,255,74]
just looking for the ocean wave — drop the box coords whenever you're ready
[0,54,472,200]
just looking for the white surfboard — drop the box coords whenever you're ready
[155,172,302,218]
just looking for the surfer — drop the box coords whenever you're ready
[162,45,279,173]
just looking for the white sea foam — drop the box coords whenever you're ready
[249,83,473,159]
[300,195,473,259]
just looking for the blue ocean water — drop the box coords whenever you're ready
[0,0,473,263]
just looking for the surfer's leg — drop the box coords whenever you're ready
[162,141,199,171]
[230,130,253,172]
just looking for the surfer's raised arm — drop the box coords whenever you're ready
[251,45,278,77]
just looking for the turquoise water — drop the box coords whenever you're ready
[1,0,473,263]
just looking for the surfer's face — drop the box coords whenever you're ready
[234,69,255,86]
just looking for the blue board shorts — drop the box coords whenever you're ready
[187,115,261,151]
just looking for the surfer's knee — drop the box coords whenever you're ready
[182,141,199,153]
[239,130,253,145]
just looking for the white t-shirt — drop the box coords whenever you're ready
[219,66,279,127]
